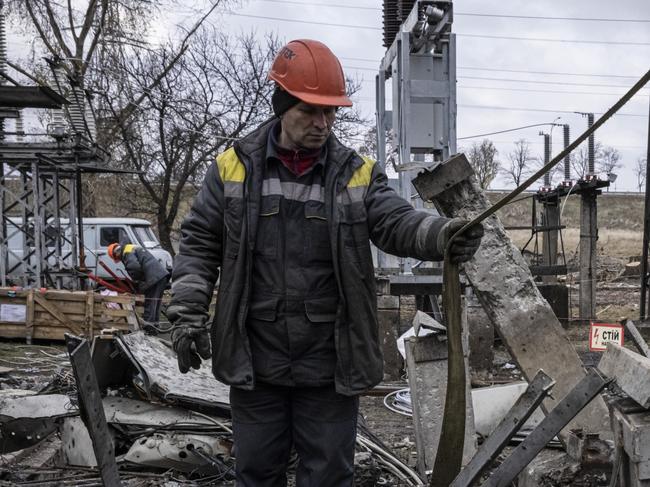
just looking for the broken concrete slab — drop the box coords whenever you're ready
[598,344,650,408]
[116,332,230,410]
[61,416,98,467]
[413,154,611,439]
[405,331,476,477]
[0,393,76,453]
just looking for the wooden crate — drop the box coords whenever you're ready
[0,288,138,341]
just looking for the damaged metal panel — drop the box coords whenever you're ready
[103,396,218,427]
[123,432,232,474]
[116,332,229,410]
[0,393,76,453]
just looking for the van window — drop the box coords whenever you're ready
[100,227,131,247]
[133,226,159,245]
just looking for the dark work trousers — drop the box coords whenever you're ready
[230,383,359,487]
[142,277,169,323]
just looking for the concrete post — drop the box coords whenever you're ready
[412,154,611,439]
[579,188,598,322]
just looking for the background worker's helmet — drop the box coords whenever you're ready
[269,39,353,107]
[107,243,122,263]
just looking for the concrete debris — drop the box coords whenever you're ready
[116,331,230,410]
[103,396,218,427]
[1,333,422,486]
[598,343,650,408]
[61,416,97,467]
[0,393,76,453]
[123,432,232,474]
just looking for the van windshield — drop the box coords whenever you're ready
[133,226,160,247]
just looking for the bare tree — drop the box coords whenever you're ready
[598,145,622,175]
[636,157,647,193]
[571,141,603,179]
[97,29,281,254]
[502,138,534,186]
[466,139,499,189]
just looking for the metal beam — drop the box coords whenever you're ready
[0,86,68,108]
[481,369,609,487]
[65,334,122,486]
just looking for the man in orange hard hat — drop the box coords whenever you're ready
[168,39,483,486]
[108,243,170,327]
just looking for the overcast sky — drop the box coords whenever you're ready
[212,0,650,191]
[6,0,650,191]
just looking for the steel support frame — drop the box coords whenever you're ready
[376,0,456,274]
[0,158,79,288]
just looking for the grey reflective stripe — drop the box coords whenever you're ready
[262,178,325,203]
[337,186,366,205]
[224,182,243,198]
[415,216,437,255]
[172,274,213,295]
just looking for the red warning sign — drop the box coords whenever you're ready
[589,323,624,352]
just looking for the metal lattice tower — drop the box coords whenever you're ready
[0,17,110,289]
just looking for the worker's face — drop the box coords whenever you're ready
[279,102,337,150]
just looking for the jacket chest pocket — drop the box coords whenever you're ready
[339,203,371,263]
[304,201,332,263]
[224,198,243,259]
[255,196,280,260]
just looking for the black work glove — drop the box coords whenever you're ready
[436,218,484,264]
[167,305,211,374]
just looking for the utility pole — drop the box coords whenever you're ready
[640,100,650,320]
[538,133,558,284]
[578,112,599,323]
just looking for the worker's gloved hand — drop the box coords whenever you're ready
[167,305,211,374]
[436,218,485,264]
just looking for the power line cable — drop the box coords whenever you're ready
[252,0,650,23]
[459,122,572,141]
[340,57,643,80]
[458,75,646,89]
[457,33,650,47]
[226,12,650,45]
[457,66,642,79]
[459,104,646,117]
[458,85,650,98]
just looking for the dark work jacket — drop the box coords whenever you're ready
[121,244,169,292]
[171,119,448,395]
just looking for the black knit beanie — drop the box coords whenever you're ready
[272,86,301,117]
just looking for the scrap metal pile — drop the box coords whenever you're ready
[0,332,421,486]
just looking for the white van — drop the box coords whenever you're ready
[5,217,173,285]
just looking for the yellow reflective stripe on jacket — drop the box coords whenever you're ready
[217,147,245,183]
[347,156,375,188]
[123,244,136,255]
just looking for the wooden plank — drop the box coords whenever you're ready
[25,289,35,344]
[413,154,611,439]
[124,301,139,330]
[85,291,95,340]
[32,293,84,336]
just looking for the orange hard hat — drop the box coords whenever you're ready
[107,243,121,262]
[269,39,353,108]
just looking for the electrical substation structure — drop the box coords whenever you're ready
[0,3,133,290]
